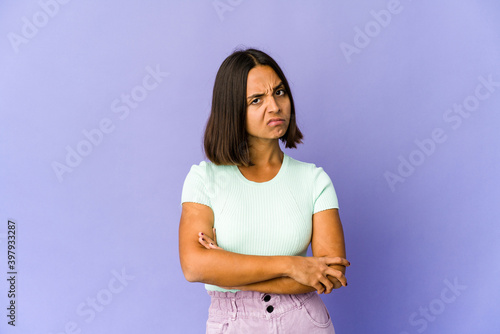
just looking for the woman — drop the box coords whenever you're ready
[179,48,349,333]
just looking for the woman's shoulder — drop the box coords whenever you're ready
[286,154,326,173]
[185,159,232,178]
[188,159,233,169]
[286,154,334,187]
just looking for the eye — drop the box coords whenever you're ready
[250,98,261,105]
[276,89,286,96]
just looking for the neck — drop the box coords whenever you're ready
[247,137,283,167]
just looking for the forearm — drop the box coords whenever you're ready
[226,266,345,294]
[181,219,349,292]
[181,248,293,287]
[232,277,316,294]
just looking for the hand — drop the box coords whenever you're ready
[327,275,343,290]
[198,228,222,250]
[289,256,350,295]
[197,229,349,293]
[326,264,348,290]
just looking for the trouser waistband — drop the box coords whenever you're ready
[207,290,317,320]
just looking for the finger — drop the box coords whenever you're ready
[198,235,211,249]
[325,267,348,287]
[314,283,325,294]
[207,230,221,249]
[324,257,350,267]
[326,274,343,289]
[319,276,334,294]
[199,232,215,244]
[209,242,222,250]
[199,231,222,250]
[330,278,343,290]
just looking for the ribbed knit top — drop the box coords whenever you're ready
[180,153,339,292]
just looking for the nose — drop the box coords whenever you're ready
[266,95,280,113]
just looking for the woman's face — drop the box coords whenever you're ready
[245,65,291,142]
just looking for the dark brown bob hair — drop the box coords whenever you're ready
[203,48,303,166]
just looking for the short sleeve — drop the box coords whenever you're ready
[312,166,339,214]
[180,162,212,209]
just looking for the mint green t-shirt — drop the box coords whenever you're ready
[180,153,339,292]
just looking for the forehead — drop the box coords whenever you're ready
[246,65,281,93]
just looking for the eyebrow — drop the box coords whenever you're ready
[247,82,284,101]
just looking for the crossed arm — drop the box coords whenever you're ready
[178,202,349,294]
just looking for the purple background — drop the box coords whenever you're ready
[1,0,499,333]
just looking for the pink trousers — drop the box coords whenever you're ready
[206,290,336,334]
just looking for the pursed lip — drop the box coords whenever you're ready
[267,118,285,125]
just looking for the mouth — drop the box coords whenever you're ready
[267,118,285,126]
